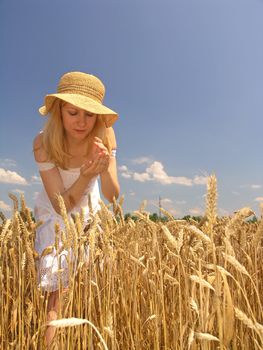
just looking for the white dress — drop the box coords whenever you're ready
[34,167,101,292]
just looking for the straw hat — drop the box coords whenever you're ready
[39,71,118,127]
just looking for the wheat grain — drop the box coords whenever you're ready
[190,275,215,291]
[222,252,250,276]
[188,225,212,244]
[47,318,108,349]
[195,332,219,341]
[234,308,255,330]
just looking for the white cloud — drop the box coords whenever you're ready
[132,157,152,165]
[122,172,132,179]
[0,159,17,168]
[218,208,230,216]
[193,175,208,185]
[254,197,263,202]
[31,175,42,184]
[189,207,204,216]
[133,172,151,182]
[13,189,25,194]
[175,200,186,205]
[148,198,183,217]
[33,192,40,200]
[162,198,173,204]
[119,165,129,172]
[119,165,132,179]
[0,168,28,185]
[119,161,207,187]
[251,185,262,189]
[232,191,240,196]
[241,184,262,189]
[168,208,180,216]
[139,161,193,185]
[0,200,12,211]
[150,197,173,207]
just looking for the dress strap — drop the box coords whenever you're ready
[110,149,117,158]
[36,162,56,171]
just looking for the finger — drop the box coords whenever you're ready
[93,152,102,162]
[90,157,101,168]
[86,157,100,168]
[94,143,108,154]
[98,152,108,159]
[81,160,92,170]
[93,138,107,148]
[97,153,110,162]
[93,140,103,148]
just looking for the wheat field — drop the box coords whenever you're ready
[0,175,262,349]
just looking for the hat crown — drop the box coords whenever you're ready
[57,72,105,104]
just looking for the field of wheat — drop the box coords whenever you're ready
[0,175,262,349]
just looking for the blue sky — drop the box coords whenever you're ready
[1,0,263,218]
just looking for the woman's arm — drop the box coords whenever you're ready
[99,128,120,202]
[100,156,120,202]
[38,167,94,214]
[33,134,104,214]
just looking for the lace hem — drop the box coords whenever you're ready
[37,246,89,292]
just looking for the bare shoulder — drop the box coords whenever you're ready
[33,132,48,162]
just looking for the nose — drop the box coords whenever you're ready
[77,112,86,126]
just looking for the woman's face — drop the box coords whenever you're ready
[61,102,97,141]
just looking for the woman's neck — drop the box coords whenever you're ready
[65,137,88,156]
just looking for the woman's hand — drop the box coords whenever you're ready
[80,137,110,177]
[92,137,110,158]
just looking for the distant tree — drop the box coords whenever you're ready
[124,213,138,221]
[124,212,169,222]
[182,215,203,222]
[149,213,158,222]
[159,215,169,223]
[124,213,131,221]
[149,213,169,222]
[247,215,258,223]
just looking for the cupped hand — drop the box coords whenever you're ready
[90,137,109,159]
[80,151,110,178]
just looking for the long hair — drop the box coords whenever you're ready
[41,99,114,169]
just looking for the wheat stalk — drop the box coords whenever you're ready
[47,318,108,350]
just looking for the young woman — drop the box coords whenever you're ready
[33,71,120,346]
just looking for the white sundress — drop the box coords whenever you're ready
[34,167,101,292]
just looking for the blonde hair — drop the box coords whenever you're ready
[41,99,114,169]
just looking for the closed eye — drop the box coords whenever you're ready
[66,109,96,117]
[85,112,96,118]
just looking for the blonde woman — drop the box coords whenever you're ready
[33,72,120,346]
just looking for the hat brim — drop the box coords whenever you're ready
[39,93,118,128]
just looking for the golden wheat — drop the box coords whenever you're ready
[0,175,262,349]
